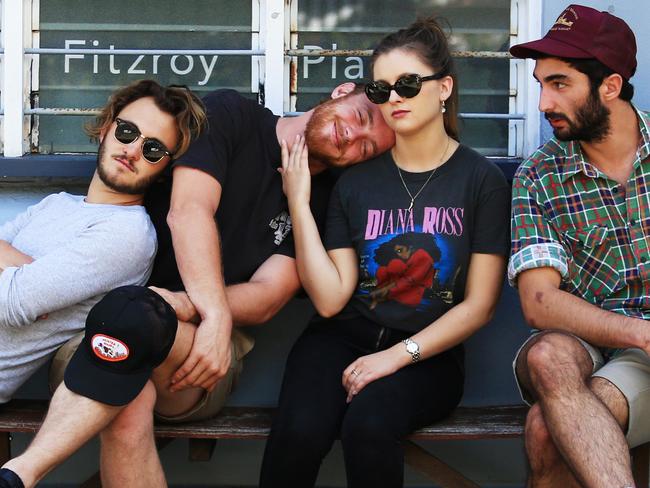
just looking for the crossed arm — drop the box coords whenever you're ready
[163,166,300,392]
[152,254,300,325]
[0,240,33,272]
[517,267,650,353]
[0,214,156,328]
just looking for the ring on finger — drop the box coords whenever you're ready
[351,369,360,376]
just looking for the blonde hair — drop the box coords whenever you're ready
[85,80,206,158]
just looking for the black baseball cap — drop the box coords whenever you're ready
[65,286,178,406]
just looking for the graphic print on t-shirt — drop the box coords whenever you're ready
[269,210,292,245]
[358,206,462,314]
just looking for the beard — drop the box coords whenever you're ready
[545,87,611,143]
[96,139,157,195]
[304,98,343,167]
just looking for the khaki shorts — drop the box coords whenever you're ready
[513,331,650,448]
[49,328,254,424]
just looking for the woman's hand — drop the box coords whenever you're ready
[279,135,311,207]
[342,346,408,403]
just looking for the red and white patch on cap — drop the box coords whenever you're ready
[91,334,130,362]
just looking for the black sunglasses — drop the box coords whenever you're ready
[365,72,447,104]
[113,118,173,164]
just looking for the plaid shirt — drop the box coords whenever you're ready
[509,107,650,320]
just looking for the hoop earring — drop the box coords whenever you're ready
[441,100,447,114]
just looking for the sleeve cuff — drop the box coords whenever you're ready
[508,243,569,288]
[0,266,29,327]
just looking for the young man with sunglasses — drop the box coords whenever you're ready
[509,5,649,487]
[0,79,205,488]
[18,82,386,487]
[0,82,392,486]
[139,82,396,426]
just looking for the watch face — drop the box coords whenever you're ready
[406,342,418,353]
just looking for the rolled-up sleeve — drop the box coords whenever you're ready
[508,173,569,287]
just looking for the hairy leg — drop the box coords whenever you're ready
[99,381,166,488]
[524,404,581,488]
[2,384,122,488]
[99,319,233,487]
[524,332,633,488]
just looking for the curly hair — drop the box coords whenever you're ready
[85,80,206,158]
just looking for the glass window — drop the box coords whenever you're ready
[294,0,511,155]
[22,0,517,157]
[36,0,255,153]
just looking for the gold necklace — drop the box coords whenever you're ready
[395,136,450,211]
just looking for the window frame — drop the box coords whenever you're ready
[0,0,541,176]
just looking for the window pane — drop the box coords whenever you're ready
[37,0,254,153]
[295,0,511,155]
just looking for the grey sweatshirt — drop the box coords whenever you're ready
[0,192,157,402]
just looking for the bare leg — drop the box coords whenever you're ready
[2,384,122,487]
[99,381,166,488]
[151,320,204,417]
[524,332,633,488]
[525,404,581,488]
[98,321,203,486]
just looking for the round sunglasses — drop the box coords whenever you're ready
[113,118,173,164]
[364,72,447,105]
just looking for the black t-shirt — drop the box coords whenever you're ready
[145,89,333,290]
[325,144,510,333]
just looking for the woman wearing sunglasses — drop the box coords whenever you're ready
[260,17,510,488]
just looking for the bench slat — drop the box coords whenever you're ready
[0,400,527,440]
[1,400,648,488]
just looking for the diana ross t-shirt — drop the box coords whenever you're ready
[325,144,510,333]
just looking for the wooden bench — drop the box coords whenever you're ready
[0,399,648,487]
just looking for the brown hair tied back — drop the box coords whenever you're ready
[371,16,459,141]
[85,80,207,158]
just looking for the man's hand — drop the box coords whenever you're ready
[148,286,199,323]
[170,316,232,392]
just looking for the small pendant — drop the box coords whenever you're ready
[407,199,414,211]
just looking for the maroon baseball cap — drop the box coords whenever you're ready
[510,4,637,80]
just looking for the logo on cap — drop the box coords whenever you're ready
[553,8,577,30]
[92,334,130,362]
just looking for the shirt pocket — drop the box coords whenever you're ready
[562,225,622,302]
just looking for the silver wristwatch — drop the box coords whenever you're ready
[402,338,421,363]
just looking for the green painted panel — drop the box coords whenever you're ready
[295,0,511,155]
[37,0,253,153]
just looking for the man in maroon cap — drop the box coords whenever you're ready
[508,4,649,487]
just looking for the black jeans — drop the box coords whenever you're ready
[259,315,464,488]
